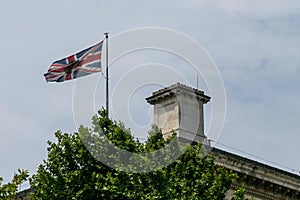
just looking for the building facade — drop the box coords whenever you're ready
[146,83,300,200]
[16,83,300,199]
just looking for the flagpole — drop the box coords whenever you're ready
[104,32,109,117]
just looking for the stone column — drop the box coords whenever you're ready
[146,83,210,144]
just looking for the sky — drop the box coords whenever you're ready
[1,0,300,186]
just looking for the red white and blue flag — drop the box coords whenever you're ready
[44,41,103,82]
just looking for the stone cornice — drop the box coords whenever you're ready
[146,82,211,105]
[212,147,300,198]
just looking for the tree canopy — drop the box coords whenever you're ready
[0,169,28,200]
[30,109,245,199]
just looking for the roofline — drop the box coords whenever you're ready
[212,147,300,180]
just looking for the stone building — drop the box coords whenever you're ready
[15,188,32,200]
[16,83,300,199]
[146,83,300,200]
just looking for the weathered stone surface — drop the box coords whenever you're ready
[213,148,300,200]
[146,82,210,143]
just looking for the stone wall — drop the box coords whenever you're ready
[213,148,300,199]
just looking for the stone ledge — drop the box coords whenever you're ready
[146,82,211,105]
[212,148,300,195]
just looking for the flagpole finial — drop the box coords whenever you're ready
[104,32,109,38]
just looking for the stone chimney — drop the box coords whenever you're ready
[146,83,211,144]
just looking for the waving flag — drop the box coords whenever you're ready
[44,41,103,82]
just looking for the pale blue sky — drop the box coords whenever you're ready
[1,0,300,184]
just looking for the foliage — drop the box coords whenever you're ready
[30,109,245,199]
[0,169,28,199]
[231,184,250,200]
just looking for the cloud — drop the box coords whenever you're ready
[0,0,300,181]
[0,105,50,182]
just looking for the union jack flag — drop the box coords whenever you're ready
[44,41,103,82]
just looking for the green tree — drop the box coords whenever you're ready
[30,109,245,199]
[0,169,28,200]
